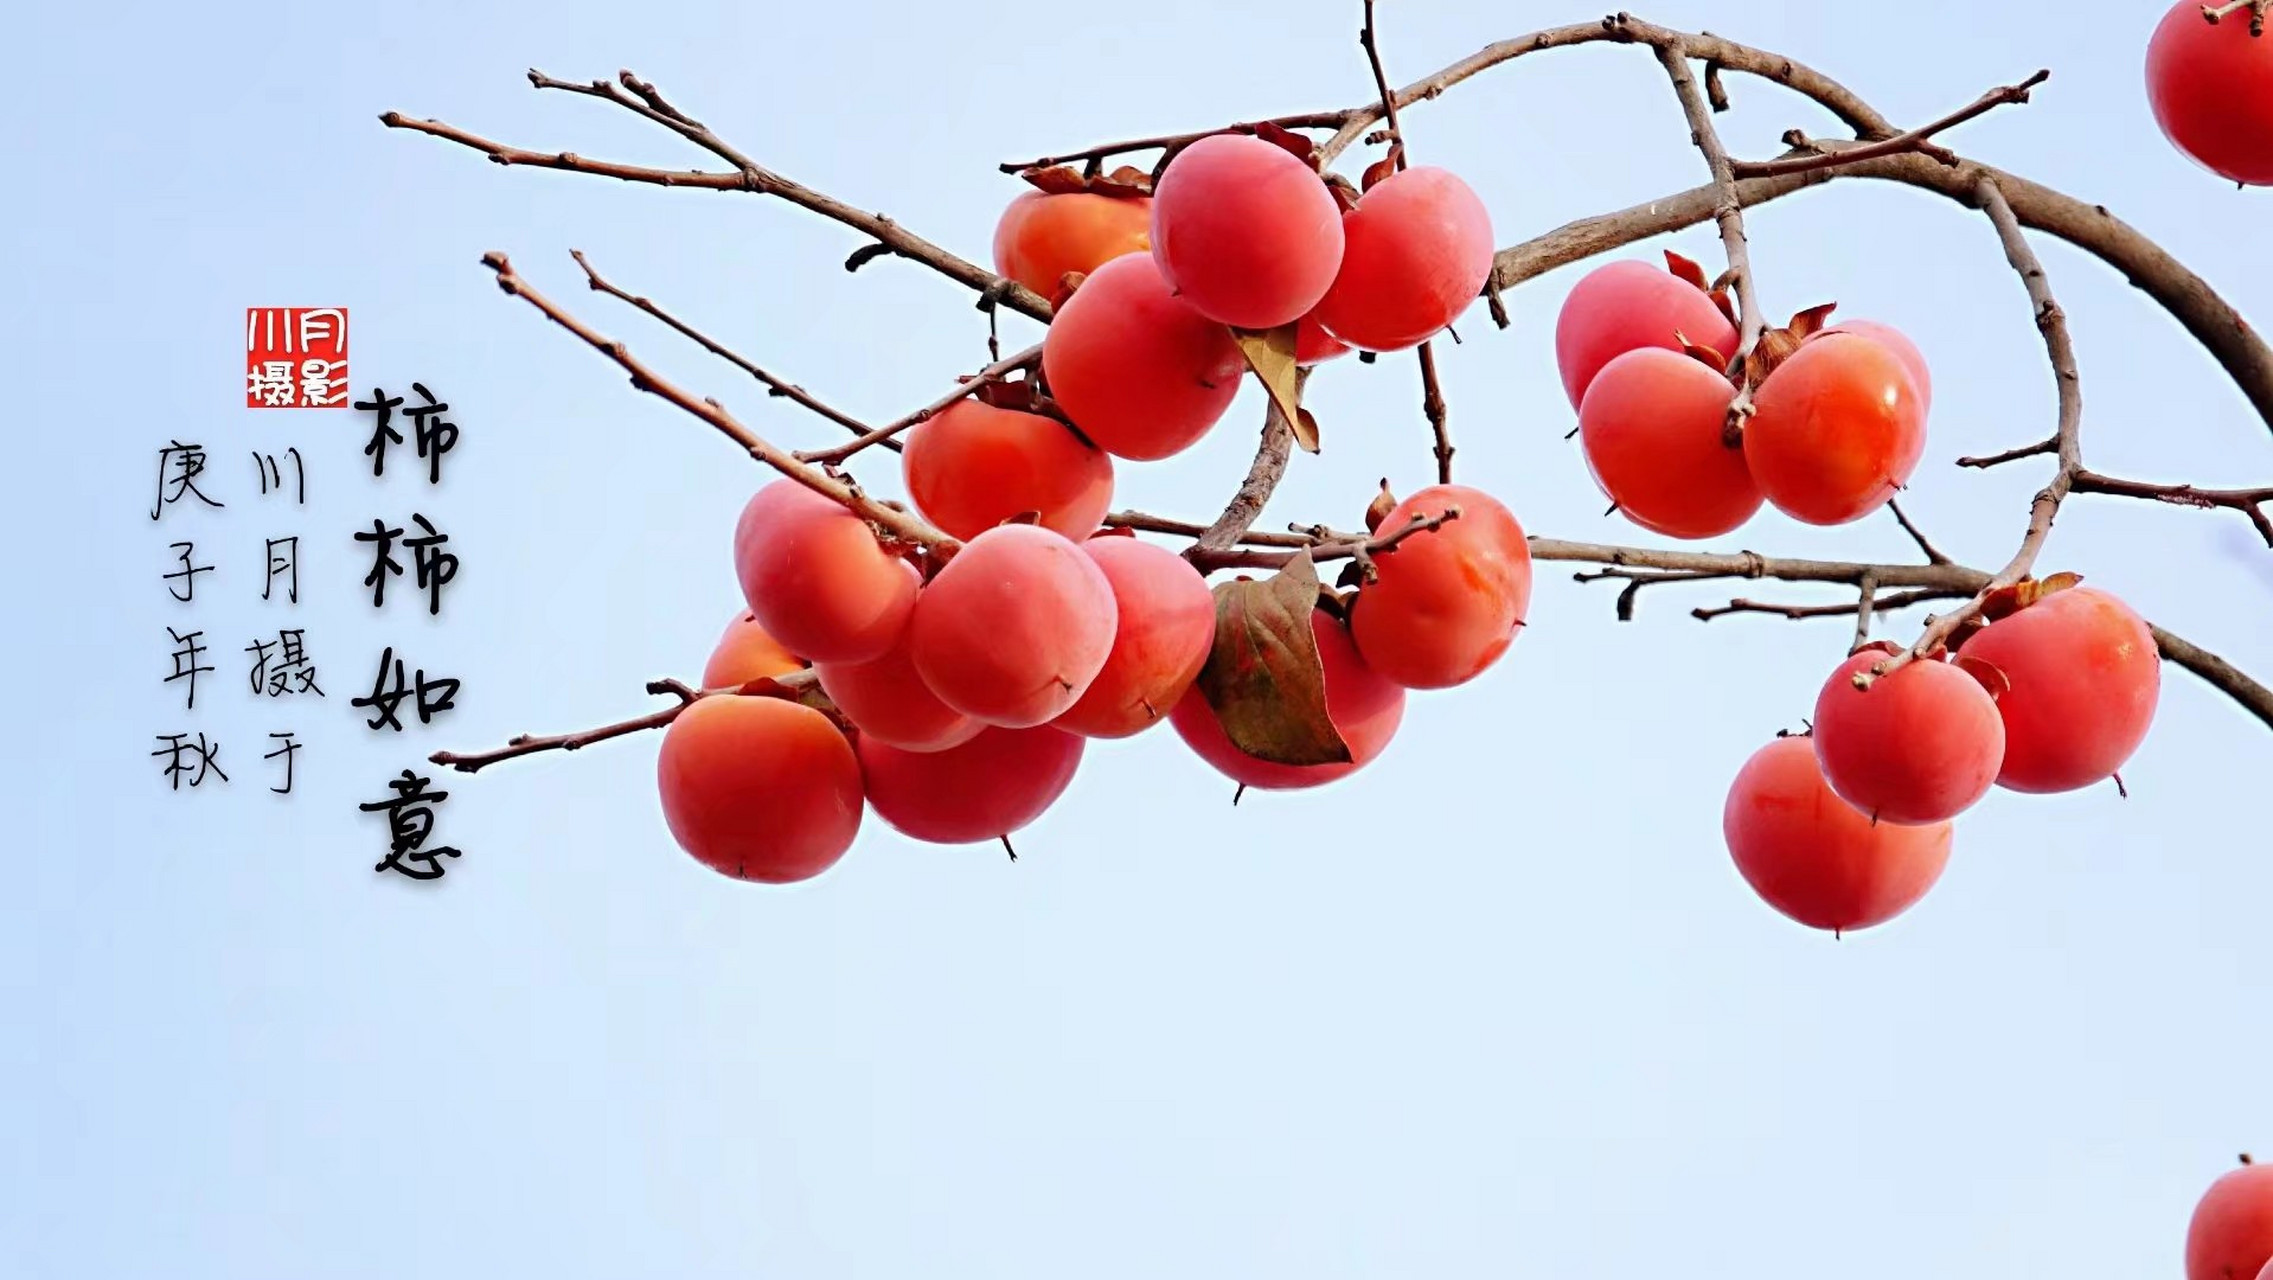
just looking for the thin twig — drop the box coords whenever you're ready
[1862,173,2082,687]
[386,73,1054,322]
[1732,70,2048,178]
[1653,37,1767,445]
[2072,470,2273,547]
[1190,507,1460,573]
[1887,499,1954,565]
[1691,586,1958,624]
[1957,437,2058,469]
[481,251,956,555]
[1851,574,1880,649]
[430,675,802,774]
[1417,343,1453,482]
[997,115,1352,174]
[1358,0,1412,168]
[795,343,1045,464]
[567,250,889,450]
[1191,369,1309,555]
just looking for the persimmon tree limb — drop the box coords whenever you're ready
[1857,173,2083,688]
[389,10,2273,776]
[480,251,957,556]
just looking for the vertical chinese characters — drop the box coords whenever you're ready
[354,384,468,879]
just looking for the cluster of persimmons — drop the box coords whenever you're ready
[647,121,2167,958]
[1560,253,2160,936]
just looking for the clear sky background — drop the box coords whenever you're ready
[4,1,2269,1276]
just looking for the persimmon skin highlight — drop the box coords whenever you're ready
[702,610,805,688]
[657,696,863,884]
[1818,319,1931,415]
[1295,312,1351,365]
[1554,258,1740,410]
[1042,252,1246,461]
[1149,133,1346,329]
[1744,332,1927,527]
[1578,347,1760,540]
[2185,1160,2273,1280]
[1812,650,2006,827]
[908,524,1118,728]
[2148,0,2273,186]
[1722,735,1953,935]
[1169,609,1405,791]
[991,189,1152,297]
[902,398,1114,542]
[1310,165,1494,353]
[1348,484,1533,690]
[815,629,982,754]
[734,480,921,665]
[1961,587,2161,794]
[858,724,1085,845]
[1054,536,1217,739]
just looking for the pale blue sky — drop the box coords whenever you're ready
[5,1,2270,1276]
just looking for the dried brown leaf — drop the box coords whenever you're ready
[1786,302,1840,340]
[1364,479,1399,533]
[1232,323,1315,452]
[1254,121,1320,168]
[1663,250,1711,292]
[1194,550,1352,767]
[1361,143,1404,192]
[1954,652,2011,700]
[1016,163,1153,199]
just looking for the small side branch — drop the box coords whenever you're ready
[1957,437,2058,470]
[998,114,1353,174]
[1864,173,2083,685]
[1653,40,1765,361]
[1191,369,1310,555]
[1358,0,1412,166]
[1692,586,1959,625]
[1887,499,1954,565]
[570,249,885,449]
[796,343,1045,465]
[431,676,749,774]
[1417,342,1453,482]
[1732,69,2049,179]
[388,71,1054,322]
[481,251,956,555]
[2072,470,2273,547]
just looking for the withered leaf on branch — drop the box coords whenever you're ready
[1674,330,1729,372]
[1663,250,1712,291]
[1739,303,1845,390]
[1232,323,1318,452]
[1195,549,1352,767]
[1016,163,1154,199]
[1978,570,2085,623]
[1364,479,1400,532]
[1954,652,2011,700]
[1254,120,1321,169]
[1361,143,1405,192]
[737,675,838,719]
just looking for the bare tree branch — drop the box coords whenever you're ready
[1859,173,2081,687]
[795,344,1045,465]
[481,251,956,555]
[2072,470,2273,548]
[567,249,890,450]
[1731,69,2049,178]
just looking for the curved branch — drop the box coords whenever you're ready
[430,675,815,774]
[481,251,958,556]
[1191,369,1309,555]
[1863,173,2082,685]
[1487,150,2273,438]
